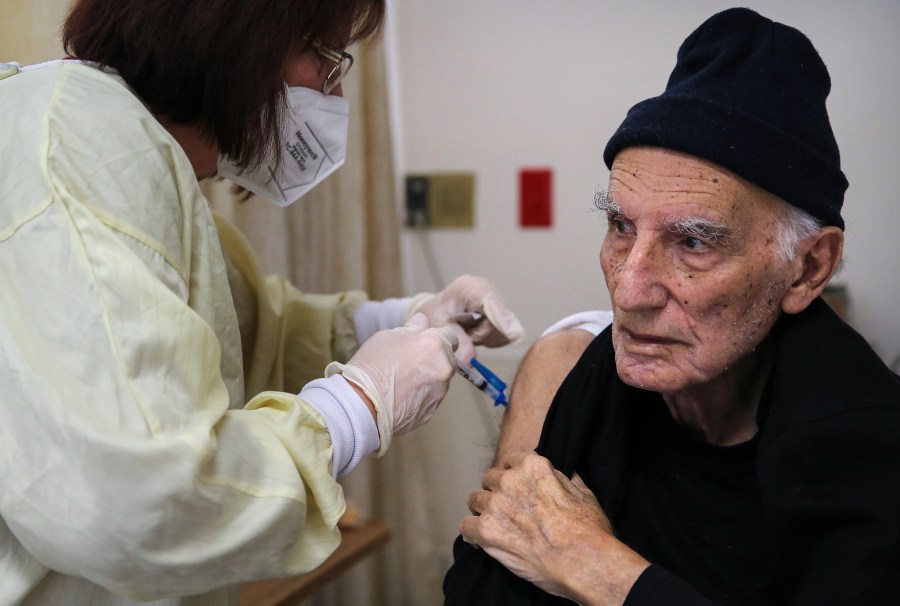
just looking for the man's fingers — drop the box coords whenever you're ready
[481,466,505,491]
[571,472,589,492]
[502,448,533,469]
[459,514,484,548]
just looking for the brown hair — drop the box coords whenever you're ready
[62,0,385,169]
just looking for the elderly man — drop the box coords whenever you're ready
[443,7,900,606]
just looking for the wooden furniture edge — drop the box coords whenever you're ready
[239,518,391,606]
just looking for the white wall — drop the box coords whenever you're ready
[386,0,900,589]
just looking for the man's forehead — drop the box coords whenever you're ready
[610,146,740,179]
[607,148,777,227]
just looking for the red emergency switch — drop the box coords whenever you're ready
[519,168,553,227]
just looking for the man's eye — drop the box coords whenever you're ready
[682,236,711,251]
[609,218,631,235]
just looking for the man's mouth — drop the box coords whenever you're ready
[619,326,681,348]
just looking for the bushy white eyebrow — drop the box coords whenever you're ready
[594,189,738,246]
[594,190,625,218]
[665,215,735,244]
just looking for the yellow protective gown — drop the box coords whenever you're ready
[0,60,367,604]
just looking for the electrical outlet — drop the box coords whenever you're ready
[405,175,431,227]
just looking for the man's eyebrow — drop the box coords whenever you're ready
[664,215,736,242]
[594,191,738,243]
[594,190,625,218]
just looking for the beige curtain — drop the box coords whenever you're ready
[0,0,70,63]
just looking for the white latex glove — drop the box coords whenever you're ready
[407,274,525,364]
[325,313,458,456]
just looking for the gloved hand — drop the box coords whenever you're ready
[325,313,458,456]
[406,275,525,364]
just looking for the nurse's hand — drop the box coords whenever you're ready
[407,275,525,364]
[327,313,457,455]
[460,451,649,605]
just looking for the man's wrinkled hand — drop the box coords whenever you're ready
[460,452,649,606]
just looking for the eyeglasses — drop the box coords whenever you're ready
[310,40,354,94]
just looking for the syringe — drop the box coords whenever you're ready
[457,357,508,407]
[450,311,509,407]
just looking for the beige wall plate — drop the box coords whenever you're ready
[406,172,475,228]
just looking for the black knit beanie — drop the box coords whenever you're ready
[603,7,848,230]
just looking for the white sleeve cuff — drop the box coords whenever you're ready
[300,375,380,477]
[353,297,411,345]
[540,310,614,338]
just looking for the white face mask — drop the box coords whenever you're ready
[217,86,349,206]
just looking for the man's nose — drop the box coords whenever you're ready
[609,239,668,311]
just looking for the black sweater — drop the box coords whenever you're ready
[444,299,900,605]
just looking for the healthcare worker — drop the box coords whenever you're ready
[0,0,524,604]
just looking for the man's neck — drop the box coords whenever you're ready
[661,341,774,446]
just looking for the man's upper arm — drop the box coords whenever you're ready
[494,328,596,466]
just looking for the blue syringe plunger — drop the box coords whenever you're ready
[465,358,508,407]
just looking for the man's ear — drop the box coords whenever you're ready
[781,227,844,315]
